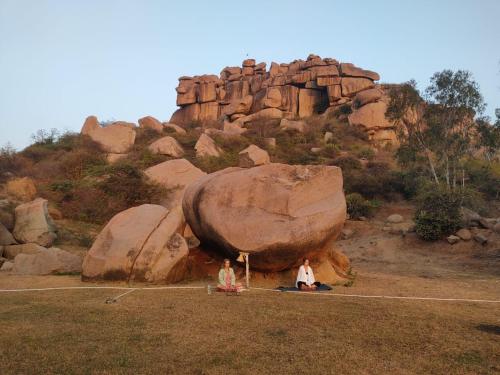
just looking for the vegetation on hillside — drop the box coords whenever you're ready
[1,70,498,241]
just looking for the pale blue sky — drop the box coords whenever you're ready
[1,0,499,149]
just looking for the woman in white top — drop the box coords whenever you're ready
[296,258,321,290]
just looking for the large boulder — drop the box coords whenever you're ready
[5,177,37,202]
[82,205,188,283]
[144,159,206,208]
[183,164,346,271]
[148,136,184,157]
[81,116,136,154]
[13,198,57,247]
[238,145,270,167]
[12,247,82,275]
[0,199,15,231]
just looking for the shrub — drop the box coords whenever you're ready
[414,187,462,241]
[331,156,362,171]
[346,193,374,219]
[464,159,500,200]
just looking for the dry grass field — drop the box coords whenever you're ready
[1,272,499,375]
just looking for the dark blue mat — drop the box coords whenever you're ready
[276,284,332,292]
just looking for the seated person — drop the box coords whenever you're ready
[217,259,243,292]
[296,258,321,290]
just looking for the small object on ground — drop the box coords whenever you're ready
[455,228,472,241]
[0,261,13,271]
[473,234,488,245]
[494,222,500,234]
[446,235,460,245]
[358,216,367,221]
[386,214,403,224]
[341,228,354,240]
[382,226,391,232]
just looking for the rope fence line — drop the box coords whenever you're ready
[0,285,499,304]
[251,287,500,303]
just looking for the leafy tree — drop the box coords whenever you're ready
[387,70,485,189]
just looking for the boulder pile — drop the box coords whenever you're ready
[170,54,397,145]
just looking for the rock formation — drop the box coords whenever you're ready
[182,163,346,272]
[170,54,397,145]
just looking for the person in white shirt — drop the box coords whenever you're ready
[296,258,321,290]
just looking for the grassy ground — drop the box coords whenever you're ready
[0,275,499,375]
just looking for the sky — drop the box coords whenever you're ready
[1,0,499,150]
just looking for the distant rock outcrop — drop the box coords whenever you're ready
[170,54,396,145]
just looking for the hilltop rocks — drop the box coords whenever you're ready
[12,247,81,275]
[81,116,136,154]
[6,177,37,202]
[82,204,188,283]
[183,163,346,272]
[238,145,270,167]
[195,134,222,158]
[13,198,57,247]
[139,116,163,132]
[170,55,382,131]
[148,136,184,157]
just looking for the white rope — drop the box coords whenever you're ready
[1,285,499,304]
[0,285,205,293]
[250,287,500,303]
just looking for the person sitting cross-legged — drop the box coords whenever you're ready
[296,258,321,291]
[217,259,243,293]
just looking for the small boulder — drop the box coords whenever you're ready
[279,118,307,133]
[455,228,472,241]
[0,223,16,245]
[6,177,37,202]
[473,233,488,245]
[148,136,184,157]
[493,222,500,234]
[162,122,187,135]
[324,132,333,143]
[138,116,163,132]
[13,198,57,247]
[3,243,46,259]
[264,138,276,148]
[1,261,13,272]
[386,214,403,224]
[12,247,82,275]
[106,153,128,164]
[195,134,223,158]
[446,235,460,245]
[341,228,354,240]
[238,145,270,167]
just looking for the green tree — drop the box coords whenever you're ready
[387,70,485,189]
